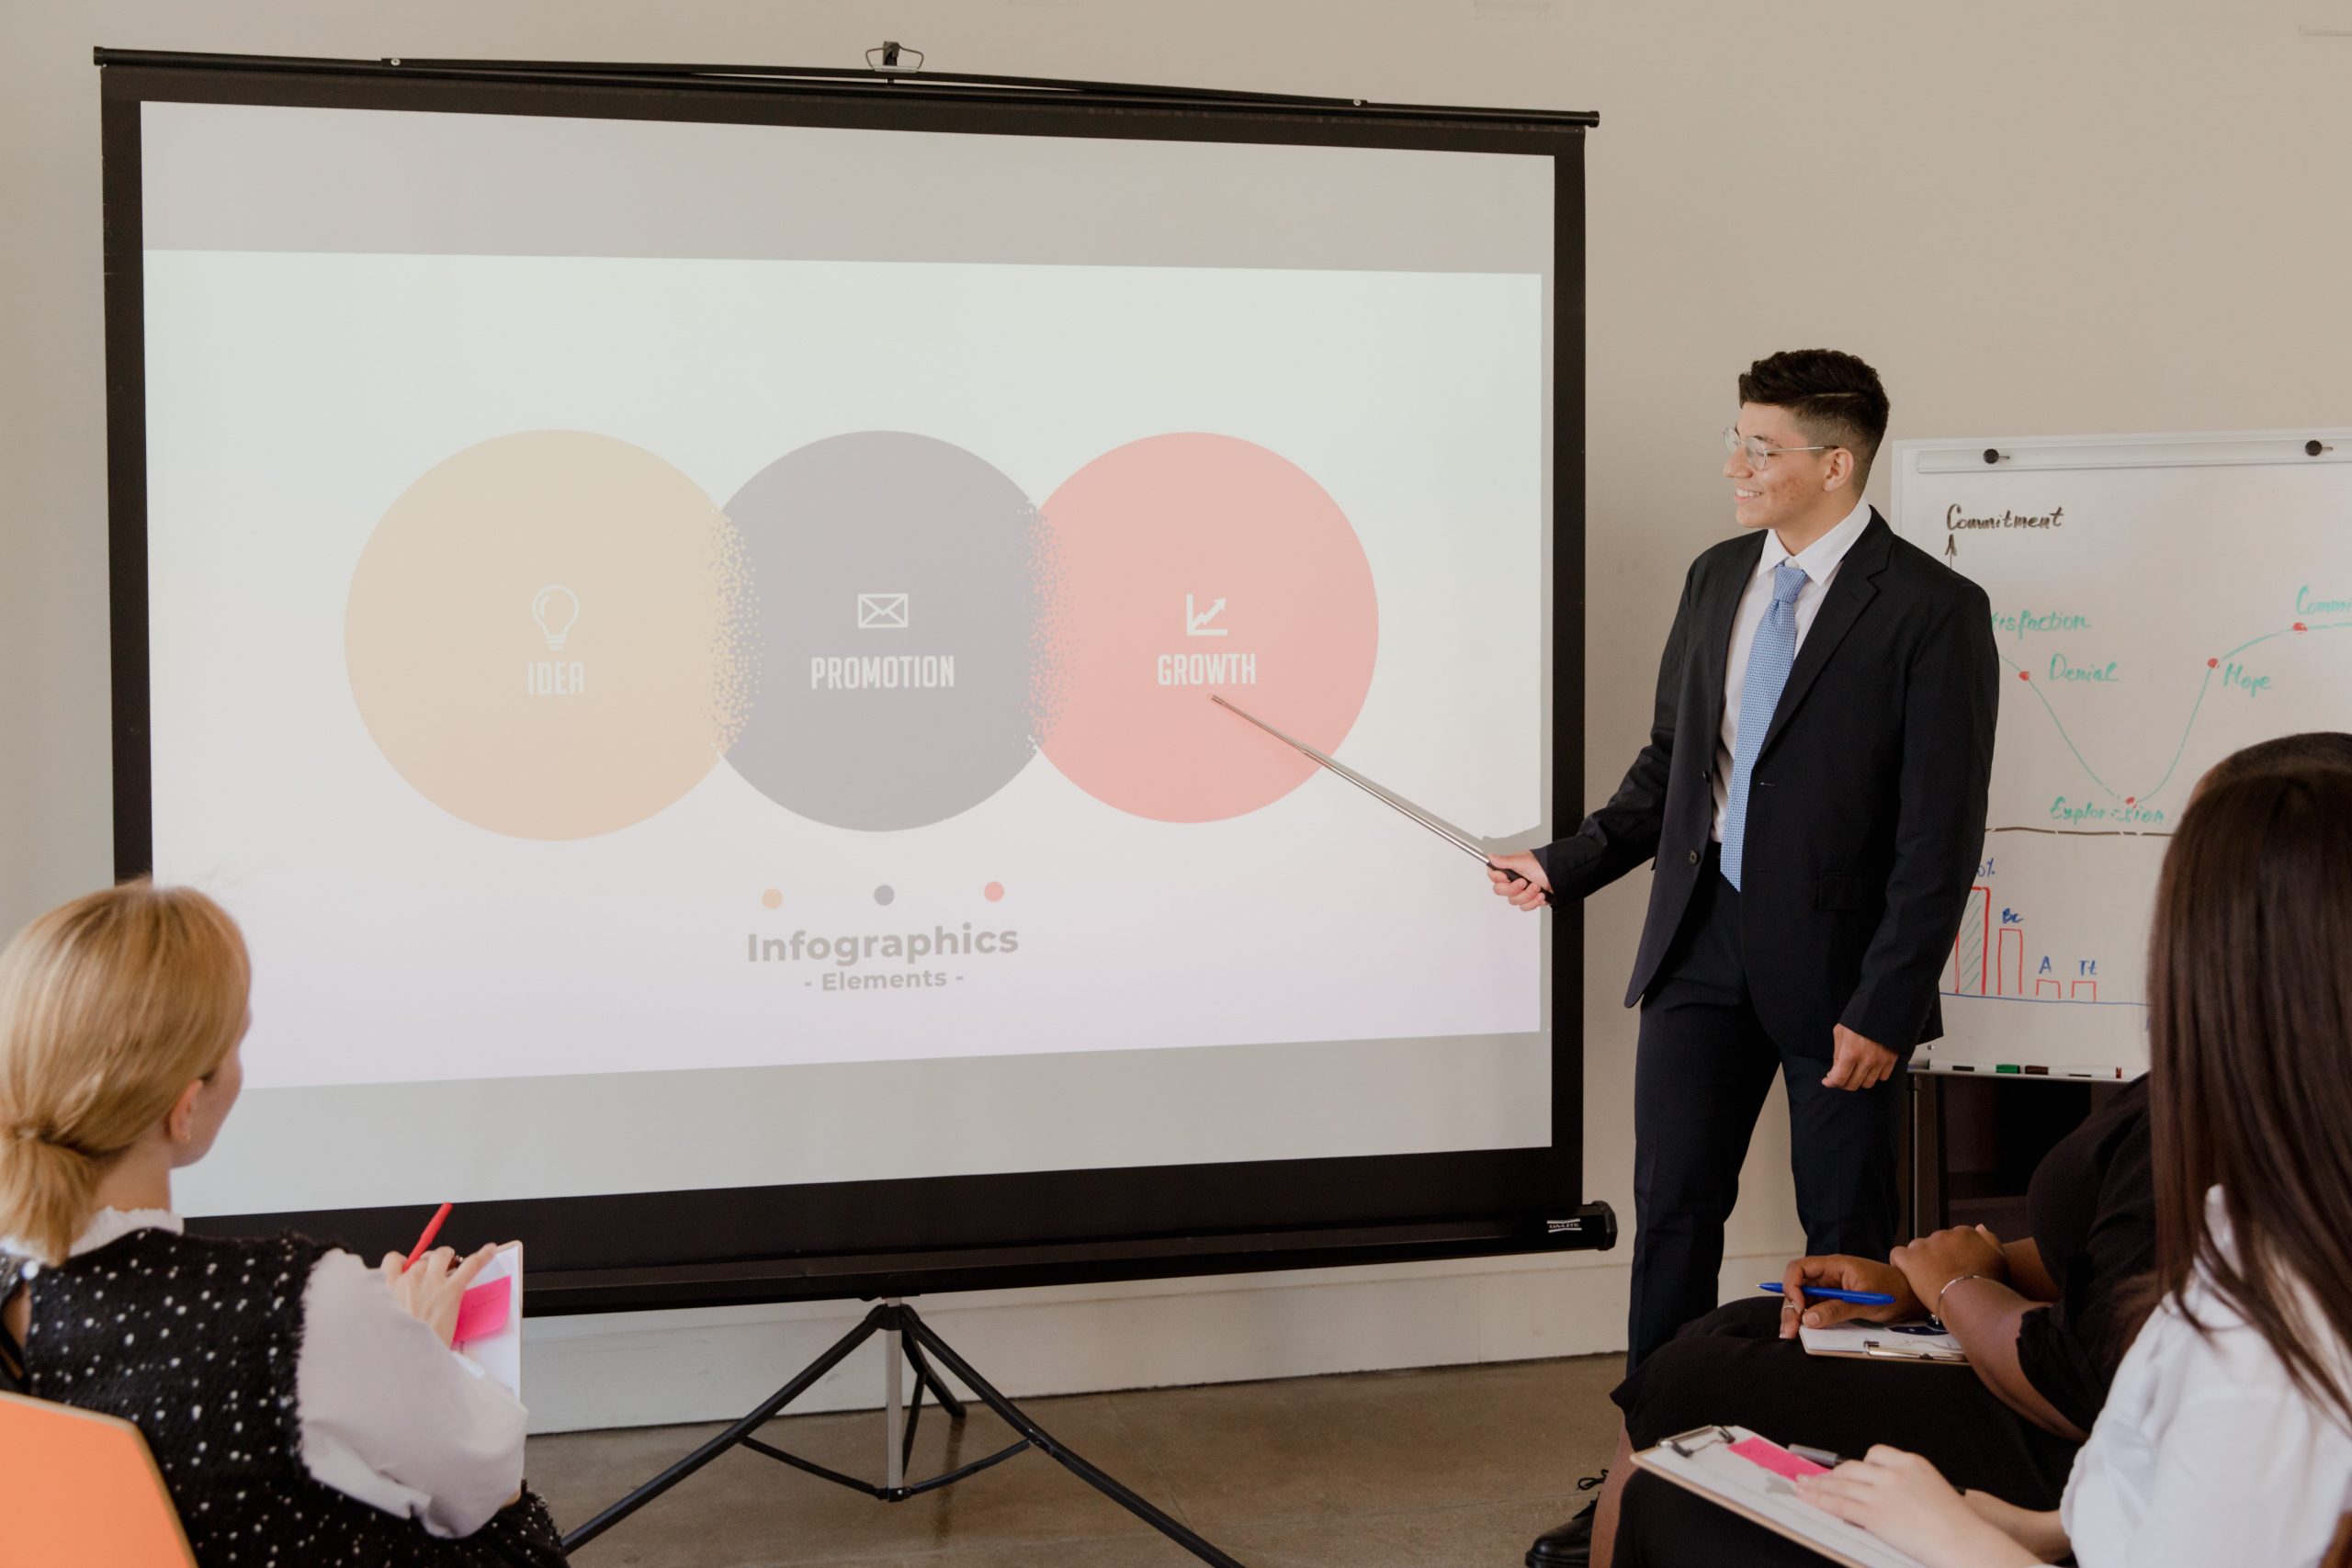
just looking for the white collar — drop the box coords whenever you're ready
[1,1206,183,1279]
[1760,497,1873,581]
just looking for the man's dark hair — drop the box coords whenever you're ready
[2200,731,2352,792]
[1737,349,1891,486]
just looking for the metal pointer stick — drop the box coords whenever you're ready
[1208,694,1552,905]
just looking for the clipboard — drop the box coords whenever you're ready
[1633,1424,1932,1568]
[1800,1320,1970,1365]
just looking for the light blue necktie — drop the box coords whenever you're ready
[1721,560,1807,892]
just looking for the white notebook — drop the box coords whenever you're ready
[1800,1319,1968,1363]
[1634,1424,1932,1568]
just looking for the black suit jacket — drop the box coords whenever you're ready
[1536,512,1997,1057]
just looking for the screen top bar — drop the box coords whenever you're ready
[94,47,1600,130]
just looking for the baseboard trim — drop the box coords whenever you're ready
[521,1249,1798,1433]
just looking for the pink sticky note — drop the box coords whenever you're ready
[1727,1437,1829,1480]
[452,1275,511,1345]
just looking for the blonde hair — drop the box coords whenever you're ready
[0,882,249,1265]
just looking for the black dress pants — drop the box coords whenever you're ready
[1627,852,1905,1369]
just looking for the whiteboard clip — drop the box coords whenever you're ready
[1982,447,2006,465]
[867,40,924,74]
[2308,439,2331,457]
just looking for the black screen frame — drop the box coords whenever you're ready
[98,51,1605,1314]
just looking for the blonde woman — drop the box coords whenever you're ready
[0,882,567,1566]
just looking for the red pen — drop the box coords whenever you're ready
[403,1202,454,1269]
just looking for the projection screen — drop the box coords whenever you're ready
[98,53,1600,1310]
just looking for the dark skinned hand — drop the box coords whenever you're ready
[1890,1224,2008,1318]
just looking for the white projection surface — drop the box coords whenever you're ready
[138,102,1556,1216]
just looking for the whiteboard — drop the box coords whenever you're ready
[1891,429,2352,1078]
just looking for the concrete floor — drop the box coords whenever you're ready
[530,1354,1623,1568]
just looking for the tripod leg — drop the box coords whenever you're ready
[561,1305,888,1552]
[900,1349,926,1477]
[903,1337,967,1420]
[900,1308,1248,1568]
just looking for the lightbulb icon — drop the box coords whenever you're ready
[531,585,580,650]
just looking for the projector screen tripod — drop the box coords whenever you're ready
[560,1297,1248,1566]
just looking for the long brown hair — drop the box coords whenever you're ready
[0,882,250,1265]
[2149,763,2352,1427]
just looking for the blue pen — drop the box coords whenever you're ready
[1758,1282,1898,1306]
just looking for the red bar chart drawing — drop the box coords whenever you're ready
[1948,886,1992,995]
[1996,928,2025,996]
[1950,890,2093,1004]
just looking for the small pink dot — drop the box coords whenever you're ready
[2125,797,2135,806]
[761,888,782,909]
[2018,671,2030,682]
[2207,658,2219,669]
[984,882,1005,903]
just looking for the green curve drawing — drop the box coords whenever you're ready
[1998,618,2352,807]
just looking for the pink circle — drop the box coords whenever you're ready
[1036,435,1377,823]
[984,882,1005,902]
[761,887,783,909]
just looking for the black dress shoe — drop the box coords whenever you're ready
[1526,1497,1598,1567]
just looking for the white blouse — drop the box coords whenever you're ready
[2062,1190,2352,1568]
[6,1209,527,1540]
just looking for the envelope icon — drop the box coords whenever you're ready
[856,592,910,630]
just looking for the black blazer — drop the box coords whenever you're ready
[1537,512,1997,1056]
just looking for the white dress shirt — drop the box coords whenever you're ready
[1711,498,1875,841]
[2061,1189,2352,1568]
[6,1208,527,1540]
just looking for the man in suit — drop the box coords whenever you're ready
[1495,347,1997,1370]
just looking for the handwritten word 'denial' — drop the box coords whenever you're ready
[2049,653,2120,683]
[1948,504,2064,531]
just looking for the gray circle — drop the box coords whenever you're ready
[874,885,895,907]
[723,433,1043,830]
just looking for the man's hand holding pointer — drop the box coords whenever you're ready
[1487,852,1552,912]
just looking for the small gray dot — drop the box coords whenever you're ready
[874,885,895,907]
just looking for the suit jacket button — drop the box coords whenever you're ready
[1687,850,1700,865]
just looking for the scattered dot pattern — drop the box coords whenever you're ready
[7,1229,567,1565]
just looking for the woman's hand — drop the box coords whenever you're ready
[1890,1224,2007,1317]
[1794,1448,2046,1567]
[379,1243,502,1347]
[1776,1254,1924,1336]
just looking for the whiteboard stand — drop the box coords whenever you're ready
[1887,425,2349,1234]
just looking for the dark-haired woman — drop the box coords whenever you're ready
[1780,762,2352,1565]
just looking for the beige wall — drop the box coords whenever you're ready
[4,2,2347,1390]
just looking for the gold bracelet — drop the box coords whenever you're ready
[1936,1272,1998,1317]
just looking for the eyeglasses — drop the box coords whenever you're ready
[1724,426,1836,468]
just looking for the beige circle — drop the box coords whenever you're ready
[346,432,753,840]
